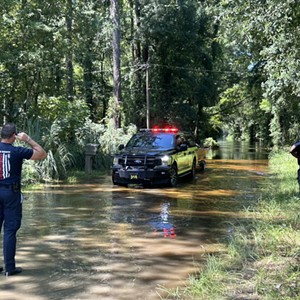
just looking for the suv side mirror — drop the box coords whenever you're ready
[179,144,188,151]
[118,144,125,150]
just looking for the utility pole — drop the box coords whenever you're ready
[146,63,150,129]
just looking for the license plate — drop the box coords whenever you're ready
[130,174,138,180]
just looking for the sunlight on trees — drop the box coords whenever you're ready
[1,0,299,179]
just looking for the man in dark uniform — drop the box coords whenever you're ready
[289,141,300,194]
[176,135,184,149]
[0,123,47,276]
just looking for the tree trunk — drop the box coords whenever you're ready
[111,0,122,128]
[66,0,74,101]
[83,40,95,121]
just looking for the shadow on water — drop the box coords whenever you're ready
[0,141,269,300]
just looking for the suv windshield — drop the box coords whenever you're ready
[126,133,175,149]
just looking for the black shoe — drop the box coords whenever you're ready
[5,267,23,276]
[0,266,3,273]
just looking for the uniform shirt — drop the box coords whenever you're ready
[0,142,33,185]
[290,141,300,165]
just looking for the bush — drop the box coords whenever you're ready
[75,118,137,170]
[20,112,137,182]
[203,137,219,149]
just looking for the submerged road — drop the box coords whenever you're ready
[0,141,269,300]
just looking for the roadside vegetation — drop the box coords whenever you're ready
[2,1,300,152]
[2,1,300,186]
[20,117,136,185]
[162,150,300,300]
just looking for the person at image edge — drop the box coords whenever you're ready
[289,141,300,195]
[0,123,47,276]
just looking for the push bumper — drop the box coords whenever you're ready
[112,166,171,186]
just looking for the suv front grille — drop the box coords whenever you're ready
[122,155,161,168]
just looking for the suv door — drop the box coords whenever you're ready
[176,144,190,174]
[186,145,196,170]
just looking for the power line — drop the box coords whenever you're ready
[0,60,246,77]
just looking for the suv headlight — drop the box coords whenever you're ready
[113,157,121,165]
[161,155,171,165]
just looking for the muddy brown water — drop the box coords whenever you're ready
[0,141,269,300]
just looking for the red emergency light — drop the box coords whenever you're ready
[151,126,178,133]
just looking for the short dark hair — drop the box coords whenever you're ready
[1,123,17,139]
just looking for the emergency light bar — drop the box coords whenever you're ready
[151,126,178,133]
[139,126,179,133]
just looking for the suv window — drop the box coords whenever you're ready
[126,133,175,149]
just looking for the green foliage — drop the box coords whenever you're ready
[0,0,112,124]
[0,0,221,138]
[19,117,77,181]
[75,117,137,154]
[20,116,137,182]
[41,145,73,180]
[37,96,90,140]
[100,119,137,154]
[213,82,270,142]
[259,99,272,113]
[74,117,137,170]
[166,150,300,299]
[43,117,136,178]
[25,97,90,179]
[128,0,220,132]
[3,0,300,156]
[203,137,218,148]
[217,0,300,145]
[21,160,41,185]
[185,256,226,299]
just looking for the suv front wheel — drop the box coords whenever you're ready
[189,159,196,179]
[168,164,178,187]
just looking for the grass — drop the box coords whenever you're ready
[162,150,300,300]
[64,169,110,184]
[22,169,110,192]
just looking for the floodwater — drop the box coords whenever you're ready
[0,141,269,300]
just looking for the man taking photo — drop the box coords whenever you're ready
[0,123,47,276]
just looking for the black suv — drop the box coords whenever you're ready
[111,127,199,187]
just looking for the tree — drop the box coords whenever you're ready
[217,0,300,145]
[110,0,122,128]
[0,0,221,143]
[65,0,75,100]
[127,0,220,135]
[122,0,147,128]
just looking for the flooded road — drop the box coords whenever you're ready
[0,141,269,300]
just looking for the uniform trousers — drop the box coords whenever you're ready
[0,186,22,272]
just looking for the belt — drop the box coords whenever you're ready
[0,184,11,189]
[0,183,19,190]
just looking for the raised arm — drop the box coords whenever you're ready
[16,132,47,160]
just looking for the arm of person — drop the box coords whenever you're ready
[290,144,300,159]
[16,132,47,160]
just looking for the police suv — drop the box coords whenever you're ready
[111,127,199,187]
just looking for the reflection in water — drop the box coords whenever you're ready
[209,140,269,160]
[149,202,176,239]
[0,141,269,300]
